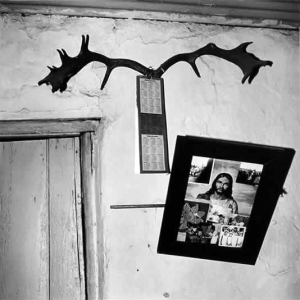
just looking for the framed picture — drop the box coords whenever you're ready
[157,135,295,265]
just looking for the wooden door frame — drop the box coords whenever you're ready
[0,118,103,300]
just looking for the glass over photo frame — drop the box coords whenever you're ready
[157,135,295,265]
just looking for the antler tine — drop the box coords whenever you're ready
[189,60,201,78]
[101,67,113,90]
[80,34,89,53]
[57,49,68,63]
[242,71,252,84]
[248,68,259,84]
[239,42,253,52]
[85,34,89,48]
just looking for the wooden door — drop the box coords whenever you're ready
[0,137,85,300]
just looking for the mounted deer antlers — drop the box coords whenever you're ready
[38,35,273,93]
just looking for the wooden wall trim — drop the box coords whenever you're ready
[0,0,298,29]
[81,131,104,300]
[0,118,101,137]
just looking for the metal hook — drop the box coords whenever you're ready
[146,66,154,79]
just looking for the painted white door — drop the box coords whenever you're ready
[0,137,85,300]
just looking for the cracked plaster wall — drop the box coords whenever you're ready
[0,13,299,300]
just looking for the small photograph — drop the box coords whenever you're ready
[183,222,216,245]
[236,162,264,186]
[177,199,210,244]
[219,225,246,248]
[188,156,214,184]
[206,204,234,225]
[228,214,250,227]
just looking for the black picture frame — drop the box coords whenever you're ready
[157,135,295,265]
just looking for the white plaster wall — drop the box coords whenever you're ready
[0,14,299,300]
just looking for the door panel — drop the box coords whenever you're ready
[0,138,85,300]
[0,141,48,300]
[49,138,85,300]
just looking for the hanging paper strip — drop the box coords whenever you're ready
[136,76,170,173]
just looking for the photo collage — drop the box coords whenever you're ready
[177,156,263,248]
